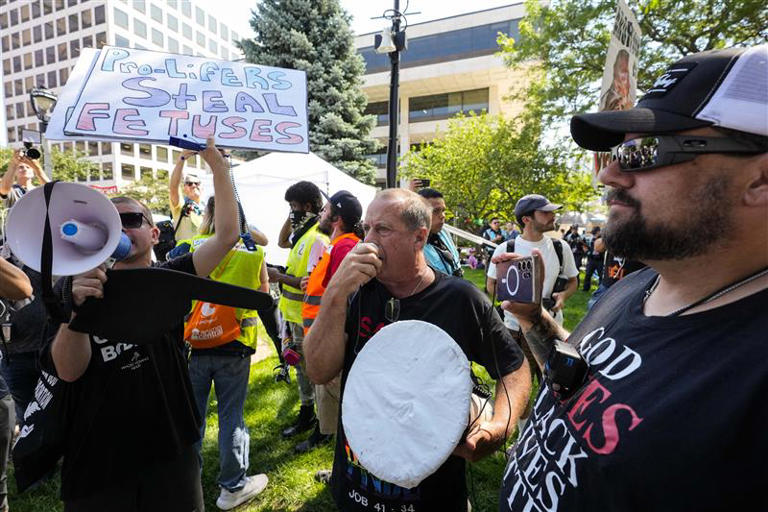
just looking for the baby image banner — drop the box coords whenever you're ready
[62,46,309,153]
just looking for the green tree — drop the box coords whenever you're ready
[500,0,767,126]
[403,112,595,230]
[109,174,171,217]
[238,0,379,183]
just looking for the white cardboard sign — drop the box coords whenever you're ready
[59,46,308,153]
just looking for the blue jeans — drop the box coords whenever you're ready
[0,351,40,422]
[189,353,251,492]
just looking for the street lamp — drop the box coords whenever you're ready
[374,2,409,188]
[29,87,58,179]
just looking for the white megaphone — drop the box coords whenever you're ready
[5,182,131,276]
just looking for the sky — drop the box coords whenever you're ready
[199,0,516,41]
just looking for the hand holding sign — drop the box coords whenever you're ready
[199,137,229,174]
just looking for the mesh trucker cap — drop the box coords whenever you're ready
[571,45,768,151]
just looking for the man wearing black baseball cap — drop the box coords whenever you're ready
[498,45,768,511]
[299,190,364,456]
[487,194,578,429]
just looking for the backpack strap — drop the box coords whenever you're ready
[173,197,192,235]
[552,238,564,275]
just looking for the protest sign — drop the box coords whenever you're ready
[59,47,309,153]
[46,48,116,143]
[593,0,642,174]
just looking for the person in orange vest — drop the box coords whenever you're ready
[297,190,363,455]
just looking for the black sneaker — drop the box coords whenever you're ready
[295,424,332,453]
[282,405,316,438]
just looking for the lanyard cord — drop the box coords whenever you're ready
[644,266,768,317]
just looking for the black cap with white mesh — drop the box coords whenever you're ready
[571,45,768,151]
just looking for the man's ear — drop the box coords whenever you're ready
[150,226,160,246]
[743,153,768,207]
[414,227,428,250]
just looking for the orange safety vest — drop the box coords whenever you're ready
[302,232,360,335]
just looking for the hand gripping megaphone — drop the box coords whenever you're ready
[5,182,130,276]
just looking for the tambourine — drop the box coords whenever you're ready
[342,320,473,489]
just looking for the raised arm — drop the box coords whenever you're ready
[50,266,107,382]
[0,151,19,196]
[496,248,571,370]
[249,226,268,246]
[0,258,32,300]
[169,150,195,209]
[191,140,239,277]
[304,243,381,384]
[30,157,49,185]
[277,217,292,248]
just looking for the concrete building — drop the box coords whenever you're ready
[354,3,528,186]
[1,0,242,187]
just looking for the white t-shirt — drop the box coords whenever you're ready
[487,236,579,331]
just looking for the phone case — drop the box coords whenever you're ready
[495,257,541,304]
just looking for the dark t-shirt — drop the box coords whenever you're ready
[500,268,768,512]
[41,254,202,501]
[331,271,524,512]
[3,264,46,355]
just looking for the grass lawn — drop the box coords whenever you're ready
[9,269,593,512]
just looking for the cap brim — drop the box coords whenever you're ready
[538,203,561,212]
[570,108,713,151]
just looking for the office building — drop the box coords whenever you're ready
[1,0,242,187]
[355,3,528,186]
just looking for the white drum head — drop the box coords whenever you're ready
[342,320,472,489]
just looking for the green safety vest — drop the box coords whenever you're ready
[279,223,328,324]
[179,234,265,347]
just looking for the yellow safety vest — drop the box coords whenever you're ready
[180,234,264,347]
[279,223,328,324]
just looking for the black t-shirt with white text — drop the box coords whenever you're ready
[331,271,525,512]
[500,268,768,512]
[42,254,201,501]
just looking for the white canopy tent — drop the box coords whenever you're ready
[201,152,378,266]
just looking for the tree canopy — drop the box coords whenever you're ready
[238,0,379,183]
[403,112,595,229]
[499,0,767,126]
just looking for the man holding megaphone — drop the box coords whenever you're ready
[40,138,250,511]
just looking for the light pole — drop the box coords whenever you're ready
[374,2,408,188]
[29,87,58,180]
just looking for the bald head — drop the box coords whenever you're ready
[374,189,432,233]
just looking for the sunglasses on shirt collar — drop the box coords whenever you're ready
[119,212,152,229]
[608,135,767,172]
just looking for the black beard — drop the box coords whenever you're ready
[318,219,332,236]
[603,177,731,260]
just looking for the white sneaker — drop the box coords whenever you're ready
[216,474,268,510]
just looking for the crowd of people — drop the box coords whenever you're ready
[0,43,765,512]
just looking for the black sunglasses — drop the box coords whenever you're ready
[609,135,767,172]
[184,181,201,186]
[120,212,151,229]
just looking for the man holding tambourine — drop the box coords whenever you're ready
[305,189,532,512]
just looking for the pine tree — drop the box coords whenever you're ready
[238,0,379,184]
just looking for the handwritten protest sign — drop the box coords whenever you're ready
[60,47,308,153]
[593,0,641,175]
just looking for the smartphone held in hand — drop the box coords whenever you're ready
[496,255,542,303]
